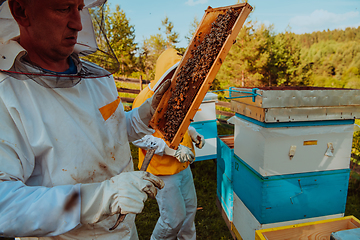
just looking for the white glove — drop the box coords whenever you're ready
[188,126,205,149]
[132,135,167,156]
[138,79,171,125]
[164,144,195,163]
[80,171,164,224]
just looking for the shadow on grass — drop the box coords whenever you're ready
[345,166,360,219]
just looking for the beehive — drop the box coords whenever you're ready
[255,216,360,240]
[149,3,253,149]
[228,86,360,176]
[190,92,218,161]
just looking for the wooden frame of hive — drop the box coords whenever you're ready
[149,3,253,149]
[255,216,360,240]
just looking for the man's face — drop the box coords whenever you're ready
[24,0,84,62]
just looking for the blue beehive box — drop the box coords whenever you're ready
[191,119,218,161]
[216,135,234,221]
[233,155,350,224]
[190,92,218,161]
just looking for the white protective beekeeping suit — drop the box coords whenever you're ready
[0,0,165,239]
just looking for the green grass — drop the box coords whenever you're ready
[217,121,234,136]
[345,170,360,219]
[192,160,234,239]
[345,194,360,219]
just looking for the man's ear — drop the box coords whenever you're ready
[8,0,30,27]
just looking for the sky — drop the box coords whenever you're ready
[107,0,360,48]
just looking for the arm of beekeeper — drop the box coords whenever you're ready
[188,126,205,149]
[126,80,170,142]
[0,173,164,238]
[0,100,80,237]
[132,135,195,163]
[0,105,163,237]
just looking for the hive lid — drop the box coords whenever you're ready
[229,86,360,122]
[230,86,360,108]
[203,92,218,102]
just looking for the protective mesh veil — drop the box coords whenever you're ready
[0,0,120,88]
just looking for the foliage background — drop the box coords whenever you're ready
[89,3,360,90]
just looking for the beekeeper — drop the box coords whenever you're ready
[0,0,170,239]
[132,48,205,240]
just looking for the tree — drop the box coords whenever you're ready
[161,16,180,48]
[217,20,312,89]
[138,17,180,79]
[138,34,167,79]
[301,39,360,88]
[217,21,274,88]
[88,3,138,76]
[185,16,200,44]
[271,31,311,86]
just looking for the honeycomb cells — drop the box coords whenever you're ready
[163,9,240,142]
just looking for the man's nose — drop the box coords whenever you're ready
[68,9,83,32]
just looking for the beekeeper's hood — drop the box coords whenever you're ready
[0,0,117,86]
[149,48,182,92]
[0,0,105,51]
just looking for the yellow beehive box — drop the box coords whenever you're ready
[255,216,360,240]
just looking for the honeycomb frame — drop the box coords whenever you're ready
[149,3,253,149]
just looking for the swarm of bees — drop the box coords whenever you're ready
[162,8,240,142]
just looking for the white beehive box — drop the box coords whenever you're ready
[228,115,355,176]
[192,92,218,122]
[191,92,218,161]
[232,193,344,240]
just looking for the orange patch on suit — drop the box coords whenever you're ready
[99,97,121,121]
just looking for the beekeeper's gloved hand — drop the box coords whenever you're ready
[80,171,165,224]
[138,79,171,125]
[188,126,205,149]
[164,144,195,163]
